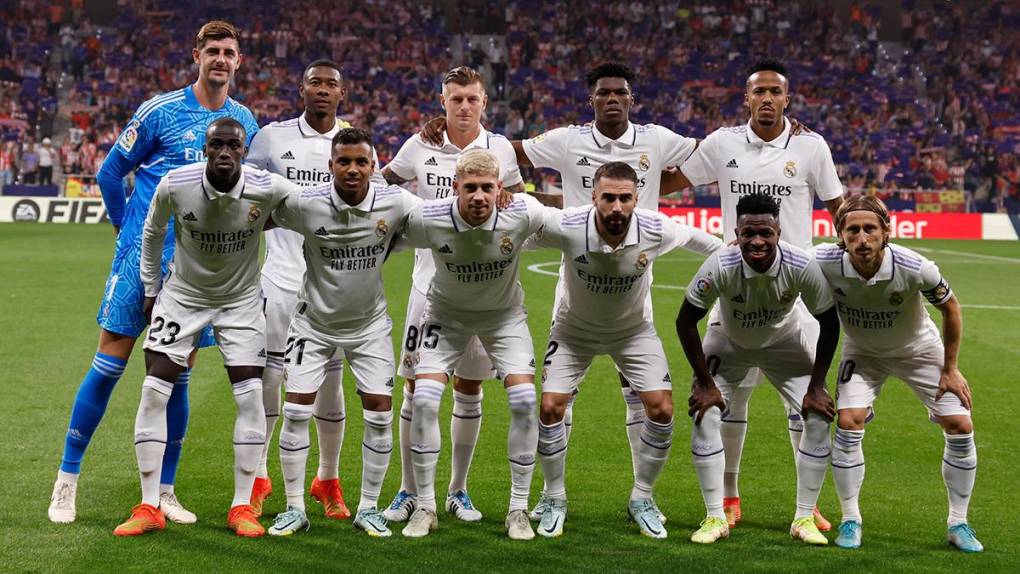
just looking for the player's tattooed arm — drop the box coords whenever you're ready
[419,116,446,147]
[675,299,724,424]
[788,117,812,135]
[382,166,412,186]
[802,306,840,421]
[934,294,973,410]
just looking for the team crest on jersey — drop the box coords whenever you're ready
[780,289,795,304]
[499,235,514,255]
[118,120,140,152]
[638,154,651,171]
[783,161,797,178]
[932,284,949,301]
[375,219,389,237]
[530,133,547,144]
[635,252,649,270]
[889,291,904,306]
[248,205,261,224]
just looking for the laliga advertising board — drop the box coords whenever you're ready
[1,196,1017,240]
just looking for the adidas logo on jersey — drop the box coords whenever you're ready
[726,158,739,168]
[314,226,330,237]
[529,358,536,368]
[280,150,295,160]
[576,156,591,166]
[182,211,198,222]
[385,377,394,388]
[257,349,266,358]
[730,294,745,303]
[182,130,197,143]
[424,156,439,166]
[573,254,589,264]
[438,244,453,254]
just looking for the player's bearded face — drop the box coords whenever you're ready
[590,77,633,124]
[745,71,789,128]
[454,173,499,225]
[593,179,636,236]
[194,38,241,87]
[330,143,375,195]
[736,214,780,270]
[840,210,889,266]
[442,82,486,133]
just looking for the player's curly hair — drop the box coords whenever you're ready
[304,59,343,79]
[735,193,781,219]
[332,127,373,149]
[585,62,635,88]
[834,195,891,249]
[196,20,239,49]
[747,57,788,79]
[456,149,500,179]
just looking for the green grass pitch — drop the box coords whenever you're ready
[1,224,1017,573]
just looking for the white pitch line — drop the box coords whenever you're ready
[910,246,1020,264]
[524,260,1020,309]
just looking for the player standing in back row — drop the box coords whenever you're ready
[381,66,524,525]
[49,20,259,525]
[816,196,982,553]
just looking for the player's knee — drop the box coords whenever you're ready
[144,350,184,381]
[452,376,482,394]
[939,415,973,435]
[646,402,674,424]
[98,329,135,359]
[837,409,868,431]
[507,383,537,415]
[282,402,314,424]
[411,379,445,414]
[361,393,392,412]
[227,365,262,383]
[540,393,569,423]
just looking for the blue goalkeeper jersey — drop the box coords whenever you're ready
[98,84,259,249]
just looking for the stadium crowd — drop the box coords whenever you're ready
[1,0,1018,209]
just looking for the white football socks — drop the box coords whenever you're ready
[449,389,483,493]
[831,427,866,523]
[622,385,646,479]
[136,376,173,507]
[721,383,752,499]
[314,357,345,481]
[278,401,314,511]
[360,409,393,512]
[257,356,284,479]
[231,378,265,508]
[943,431,977,526]
[410,379,445,512]
[631,418,673,500]
[537,420,568,500]
[795,413,830,520]
[691,406,725,519]
[398,385,416,494]
[506,383,538,512]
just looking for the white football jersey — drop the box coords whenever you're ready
[272,182,421,337]
[521,121,697,210]
[533,206,722,335]
[681,118,844,249]
[686,241,834,348]
[386,127,524,294]
[247,115,382,293]
[815,243,948,358]
[141,163,297,306]
[402,193,548,314]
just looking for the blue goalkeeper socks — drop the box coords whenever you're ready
[161,369,191,485]
[60,352,128,474]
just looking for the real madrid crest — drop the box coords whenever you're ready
[635,252,649,270]
[375,218,389,237]
[889,291,904,305]
[500,235,514,256]
[638,153,651,171]
[248,205,261,224]
[780,289,795,304]
[783,161,797,178]
[933,284,949,301]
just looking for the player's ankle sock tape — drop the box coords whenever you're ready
[360,409,393,509]
[453,389,483,417]
[943,431,976,525]
[831,427,866,522]
[61,353,129,473]
[262,362,284,418]
[691,407,725,517]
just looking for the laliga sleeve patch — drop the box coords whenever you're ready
[118,120,141,152]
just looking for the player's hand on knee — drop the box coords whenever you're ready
[419,116,446,146]
[688,383,724,425]
[143,296,156,324]
[936,367,973,411]
[801,387,836,421]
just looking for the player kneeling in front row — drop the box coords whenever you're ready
[265,128,421,538]
[115,119,299,537]
[529,161,722,539]
[399,149,547,540]
[676,193,839,545]
[817,196,983,552]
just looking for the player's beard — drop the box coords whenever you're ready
[600,212,631,237]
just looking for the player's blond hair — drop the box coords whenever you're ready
[834,195,891,249]
[196,20,240,49]
[456,149,500,180]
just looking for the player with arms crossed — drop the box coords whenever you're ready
[399,149,546,540]
[246,59,369,520]
[676,194,839,545]
[114,119,298,537]
[49,20,260,525]
[816,196,982,552]
[529,162,723,539]
[381,66,524,524]
[666,58,844,530]
[265,128,420,538]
